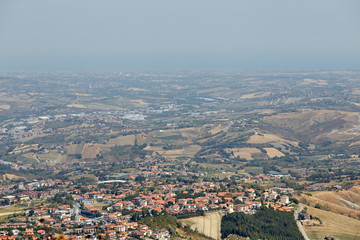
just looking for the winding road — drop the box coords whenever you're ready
[295,204,310,240]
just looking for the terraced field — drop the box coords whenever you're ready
[299,187,360,240]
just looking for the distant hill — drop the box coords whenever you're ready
[263,110,360,153]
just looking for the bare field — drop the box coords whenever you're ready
[1,174,25,180]
[247,133,298,146]
[66,104,86,108]
[299,187,360,220]
[303,206,360,240]
[82,144,102,159]
[144,145,201,158]
[108,135,136,146]
[176,228,211,240]
[263,147,284,158]
[127,87,146,91]
[180,212,224,240]
[300,78,328,85]
[208,126,228,135]
[75,93,90,96]
[226,147,261,160]
[135,134,146,145]
[263,110,359,142]
[349,140,360,147]
[0,104,10,110]
[315,189,360,207]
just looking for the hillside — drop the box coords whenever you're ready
[299,186,360,220]
[263,110,360,152]
[221,208,303,240]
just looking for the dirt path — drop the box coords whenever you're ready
[0,211,22,217]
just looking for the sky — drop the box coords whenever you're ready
[0,0,359,71]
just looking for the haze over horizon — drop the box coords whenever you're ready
[1,0,359,71]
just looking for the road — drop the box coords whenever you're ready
[295,203,310,240]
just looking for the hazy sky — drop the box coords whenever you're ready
[1,0,359,71]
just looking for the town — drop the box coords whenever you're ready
[0,71,359,240]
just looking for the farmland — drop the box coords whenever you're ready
[303,206,360,240]
[226,148,261,160]
[180,212,224,240]
[299,187,360,220]
[263,148,285,158]
[81,144,102,159]
[0,71,359,239]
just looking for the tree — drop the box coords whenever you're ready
[28,210,34,216]
[135,175,146,182]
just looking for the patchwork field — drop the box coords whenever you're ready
[263,147,285,158]
[10,144,38,154]
[129,99,149,106]
[226,147,261,160]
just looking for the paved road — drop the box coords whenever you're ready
[295,204,310,240]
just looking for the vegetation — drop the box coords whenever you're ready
[221,208,303,240]
[138,215,178,229]
[1,71,360,239]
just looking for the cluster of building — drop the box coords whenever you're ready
[0,173,295,239]
[0,111,137,141]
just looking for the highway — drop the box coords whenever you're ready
[295,203,310,240]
